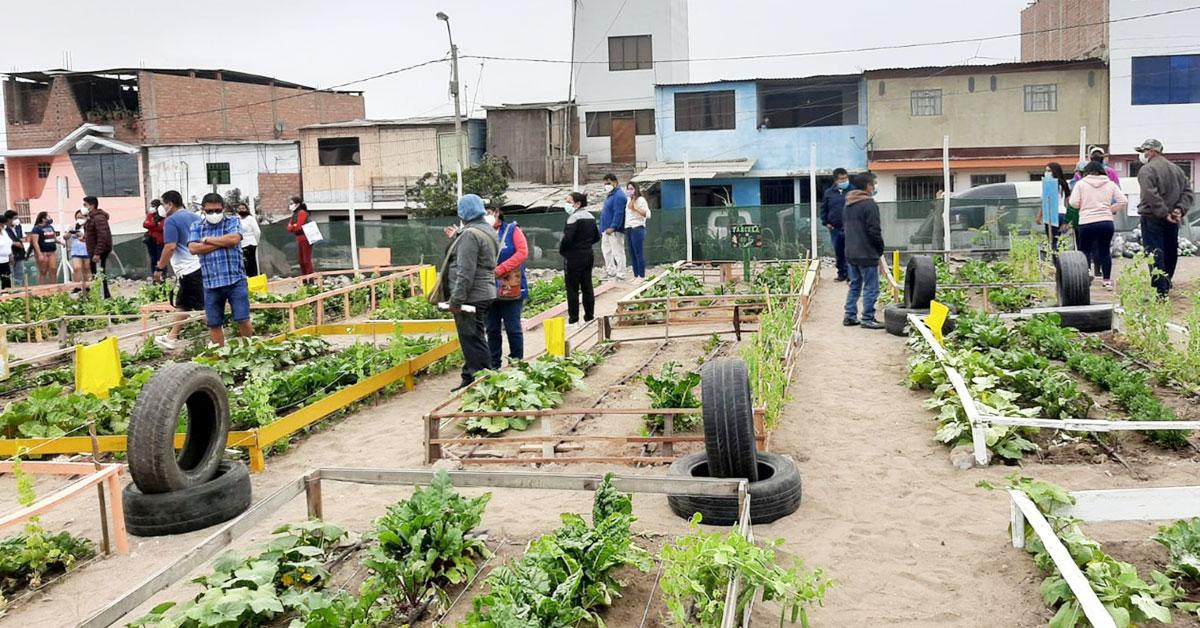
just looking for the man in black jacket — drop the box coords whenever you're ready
[820,167,851,281]
[559,191,602,327]
[842,172,885,329]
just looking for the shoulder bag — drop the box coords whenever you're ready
[496,223,522,300]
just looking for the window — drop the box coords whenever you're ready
[1030,173,1044,181]
[968,77,976,93]
[1132,55,1200,105]
[608,35,652,71]
[990,76,997,91]
[1024,84,1058,112]
[970,174,1006,187]
[206,162,231,185]
[674,91,736,131]
[1173,159,1194,182]
[37,162,51,178]
[896,175,954,219]
[759,179,795,205]
[757,78,859,128]
[586,110,654,137]
[0,163,5,175]
[691,185,733,208]
[878,81,886,96]
[910,90,942,117]
[317,137,361,166]
[69,153,140,197]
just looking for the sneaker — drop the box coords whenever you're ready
[860,319,885,330]
[154,335,179,351]
[843,318,860,327]
[1102,280,1113,291]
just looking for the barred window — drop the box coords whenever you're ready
[910,89,942,117]
[1024,84,1058,112]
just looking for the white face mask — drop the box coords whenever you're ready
[564,203,576,214]
[289,203,299,211]
[80,207,90,216]
[76,218,85,226]
[1138,152,1151,165]
[484,214,497,227]
[1044,170,1052,177]
[204,212,224,225]
[157,206,167,217]
[603,184,613,193]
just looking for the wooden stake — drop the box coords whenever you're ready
[87,420,111,555]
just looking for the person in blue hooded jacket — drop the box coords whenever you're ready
[439,194,499,390]
[820,167,851,281]
[599,173,627,280]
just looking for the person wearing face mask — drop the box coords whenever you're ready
[485,204,528,368]
[237,203,261,277]
[842,172,885,330]
[29,211,60,285]
[820,167,852,282]
[144,199,166,275]
[187,193,252,347]
[1037,162,1072,256]
[434,194,499,390]
[4,211,29,287]
[285,196,315,277]
[1072,146,1120,185]
[1135,139,1194,299]
[153,191,204,350]
[81,196,113,298]
[624,182,651,283]
[68,210,92,292]
[559,192,601,328]
[598,173,627,281]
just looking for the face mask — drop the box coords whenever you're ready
[157,206,167,217]
[604,184,613,193]
[1045,170,1053,177]
[76,218,85,226]
[205,212,224,225]
[1138,152,1150,165]
[238,210,250,217]
[564,203,576,214]
[80,207,89,216]
[836,180,850,190]
[484,214,497,227]
[289,203,299,211]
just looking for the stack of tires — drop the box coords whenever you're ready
[883,255,956,336]
[123,363,252,537]
[666,359,802,526]
[1018,250,1113,333]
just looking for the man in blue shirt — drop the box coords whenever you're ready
[188,192,252,346]
[820,167,851,282]
[153,190,205,351]
[598,173,627,281]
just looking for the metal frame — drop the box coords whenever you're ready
[0,461,128,555]
[80,468,750,628]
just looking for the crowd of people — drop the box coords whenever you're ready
[0,197,115,293]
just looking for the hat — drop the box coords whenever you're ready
[1075,159,1089,172]
[1134,139,1164,153]
[457,194,485,222]
[1087,145,1106,157]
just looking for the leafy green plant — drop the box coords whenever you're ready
[640,361,701,434]
[1154,518,1200,582]
[658,515,830,627]
[459,351,602,434]
[741,294,798,429]
[376,296,446,321]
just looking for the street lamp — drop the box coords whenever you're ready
[436,11,468,181]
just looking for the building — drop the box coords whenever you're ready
[1020,0,1109,62]
[298,116,486,219]
[145,141,300,219]
[640,75,868,209]
[1,68,364,228]
[571,0,689,171]
[483,101,577,184]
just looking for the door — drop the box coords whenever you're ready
[610,117,636,164]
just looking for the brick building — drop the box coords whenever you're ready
[2,68,364,231]
[1020,0,1110,62]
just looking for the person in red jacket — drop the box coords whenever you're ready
[486,205,528,368]
[143,199,166,276]
[285,196,315,276]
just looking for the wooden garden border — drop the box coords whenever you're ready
[0,461,128,555]
[80,468,750,628]
[1007,484,1200,628]
[0,321,460,472]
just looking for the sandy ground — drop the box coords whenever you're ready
[5,263,1200,627]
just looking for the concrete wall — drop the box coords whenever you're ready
[660,177,762,209]
[573,0,689,164]
[146,142,299,210]
[1109,0,1200,162]
[866,65,1108,153]
[656,81,869,173]
[4,153,146,226]
[300,125,440,205]
[1020,0,1109,62]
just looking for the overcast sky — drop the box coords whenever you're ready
[0,0,1032,148]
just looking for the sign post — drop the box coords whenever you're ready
[730,224,763,283]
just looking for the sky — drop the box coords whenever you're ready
[0,0,1033,148]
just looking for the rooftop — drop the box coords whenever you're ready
[300,116,485,130]
[864,58,1105,78]
[1,68,362,94]
[482,101,573,112]
[656,73,862,88]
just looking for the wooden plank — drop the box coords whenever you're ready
[520,282,619,331]
[0,465,121,531]
[432,434,706,445]
[461,456,675,466]
[985,416,1200,431]
[105,471,129,555]
[430,407,702,419]
[1008,490,1116,628]
[315,468,745,498]
[0,460,113,475]
[0,431,256,458]
[1056,486,1200,522]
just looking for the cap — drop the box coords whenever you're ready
[1075,159,1089,172]
[1134,138,1164,153]
[1087,145,1106,157]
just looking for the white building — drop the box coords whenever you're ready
[145,141,300,213]
[571,0,689,168]
[1109,0,1200,181]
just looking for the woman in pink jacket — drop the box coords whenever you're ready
[1069,161,1128,290]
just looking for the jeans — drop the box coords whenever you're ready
[243,245,259,277]
[90,253,111,298]
[486,299,524,368]
[1076,221,1114,280]
[601,231,626,279]
[1141,215,1179,297]
[9,259,27,287]
[454,300,493,385]
[844,263,880,322]
[830,228,847,279]
[626,226,647,278]
[203,278,251,327]
[0,262,10,290]
[146,241,163,275]
[564,254,595,324]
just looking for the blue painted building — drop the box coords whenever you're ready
[638,75,869,209]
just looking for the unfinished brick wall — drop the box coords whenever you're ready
[5,78,83,150]
[257,172,302,219]
[1021,0,1109,62]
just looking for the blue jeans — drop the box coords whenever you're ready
[844,263,879,322]
[627,226,647,278]
[486,298,524,368]
[203,278,251,327]
[1141,215,1179,297]
[830,228,847,279]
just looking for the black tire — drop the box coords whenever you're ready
[1019,305,1114,333]
[700,359,758,482]
[127,363,230,494]
[666,452,802,526]
[904,256,936,309]
[1056,250,1091,307]
[122,461,251,537]
[883,305,958,337]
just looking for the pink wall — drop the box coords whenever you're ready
[4,154,146,225]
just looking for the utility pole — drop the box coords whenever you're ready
[437,12,469,179]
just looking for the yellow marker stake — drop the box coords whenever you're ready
[544,317,566,357]
[419,266,438,297]
[247,274,269,295]
[75,336,123,399]
[892,250,901,284]
[924,300,950,347]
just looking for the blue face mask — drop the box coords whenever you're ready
[836,180,850,190]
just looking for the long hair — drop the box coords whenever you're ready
[34,211,50,226]
[626,181,642,200]
[1047,162,1071,199]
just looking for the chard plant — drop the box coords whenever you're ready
[640,361,701,434]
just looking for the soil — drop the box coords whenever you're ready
[1084,521,1200,628]
[5,261,1200,627]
